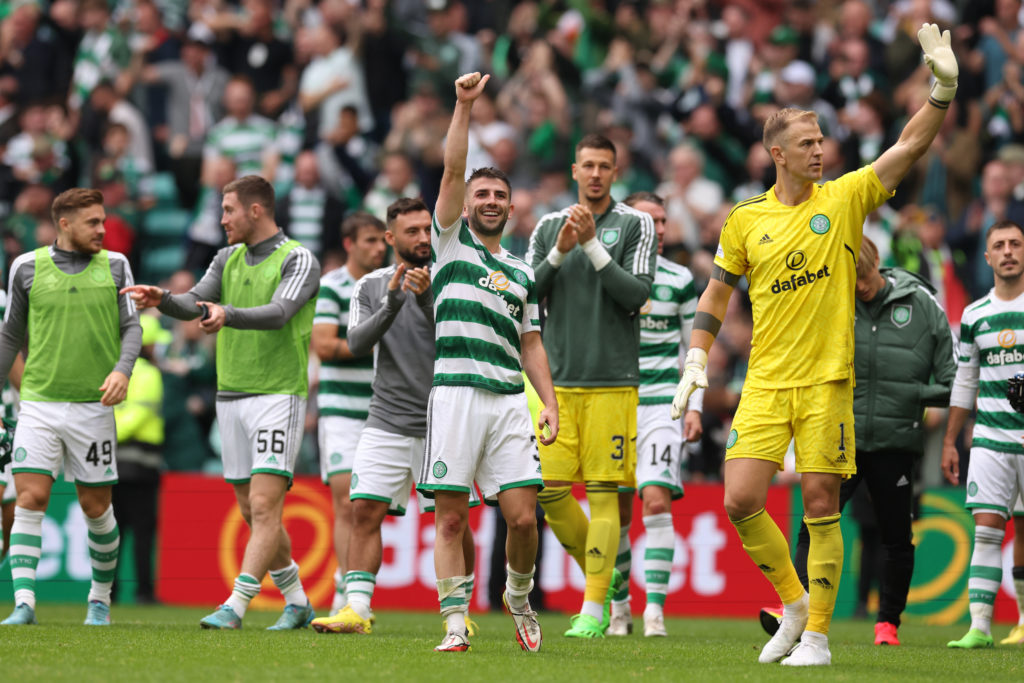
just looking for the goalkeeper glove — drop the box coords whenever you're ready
[918,22,958,102]
[671,348,709,420]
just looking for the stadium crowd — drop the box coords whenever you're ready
[4,0,1023,480]
[1,0,1024,644]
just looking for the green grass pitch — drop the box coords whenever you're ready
[1,605,1022,682]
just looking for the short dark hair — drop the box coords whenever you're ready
[386,198,429,226]
[575,133,617,162]
[223,175,275,218]
[466,166,511,194]
[623,191,664,208]
[341,211,385,242]
[986,219,1024,242]
[51,187,104,225]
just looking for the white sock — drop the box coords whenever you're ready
[581,600,603,621]
[505,564,534,611]
[225,573,260,618]
[331,568,346,612]
[85,505,119,606]
[643,512,674,612]
[345,570,376,619]
[968,525,1004,635]
[10,507,44,609]
[269,560,308,606]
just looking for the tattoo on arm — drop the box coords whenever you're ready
[694,311,722,338]
[710,265,741,287]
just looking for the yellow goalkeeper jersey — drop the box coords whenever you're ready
[714,165,892,389]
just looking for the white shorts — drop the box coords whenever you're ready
[965,447,1024,518]
[11,401,117,486]
[350,427,424,516]
[1016,494,1024,517]
[217,395,305,483]
[319,415,365,483]
[1,464,15,503]
[635,403,685,499]
[420,385,543,500]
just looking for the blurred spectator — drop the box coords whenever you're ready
[89,81,154,176]
[362,151,420,222]
[202,75,278,182]
[70,0,131,112]
[412,0,479,108]
[749,24,801,109]
[158,269,217,471]
[721,4,755,110]
[0,1,69,106]
[465,89,514,175]
[841,92,894,172]
[834,0,888,75]
[975,0,1022,90]
[130,30,229,209]
[656,144,722,254]
[277,150,344,257]
[2,182,53,257]
[113,313,167,604]
[982,29,1024,146]
[1000,143,1024,201]
[501,187,536,259]
[892,204,969,326]
[204,0,297,118]
[298,23,371,138]
[824,37,885,117]
[383,79,448,206]
[2,102,73,190]
[359,0,410,140]
[316,104,376,208]
[731,142,774,202]
[776,59,841,138]
[949,159,1024,298]
[532,162,573,217]
[186,156,234,273]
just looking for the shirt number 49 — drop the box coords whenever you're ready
[85,440,114,467]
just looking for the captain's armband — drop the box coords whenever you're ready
[694,311,722,338]
[710,265,741,287]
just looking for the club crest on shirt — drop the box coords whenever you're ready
[891,304,912,328]
[809,214,831,235]
[600,227,621,246]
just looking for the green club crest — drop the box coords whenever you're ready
[654,285,673,301]
[967,481,978,496]
[14,447,26,462]
[350,473,359,489]
[433,461,448,479]
[726,430,738,449]
[330,452,342,465]
[600,227,621,246]
[90,268,106,283]
[809,214,831,235]
[891,304,912,328]
[513,269,528,286]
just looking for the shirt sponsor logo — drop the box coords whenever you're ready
[478,270,523,318]
[770,265,832,294]
[640,316,672,331]
[998,329,1017,349]
[785,251,807,270]
[985,347,1024,366]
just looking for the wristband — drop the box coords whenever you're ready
[929,80,957,106]
[580,237,612,271]
[546,245,568,268]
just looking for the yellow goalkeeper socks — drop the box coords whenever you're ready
[583,482,619,605]
[805,512,843,634]
[538,486,588,571]
[731,508,805,605]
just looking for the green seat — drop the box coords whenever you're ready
[145,172,179,208]
[143,208,192,239]
[141,245,185,282]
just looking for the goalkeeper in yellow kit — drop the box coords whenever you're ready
[670,24,957,666]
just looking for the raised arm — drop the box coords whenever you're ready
[436,72,491,229]
[873,24,958,193]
